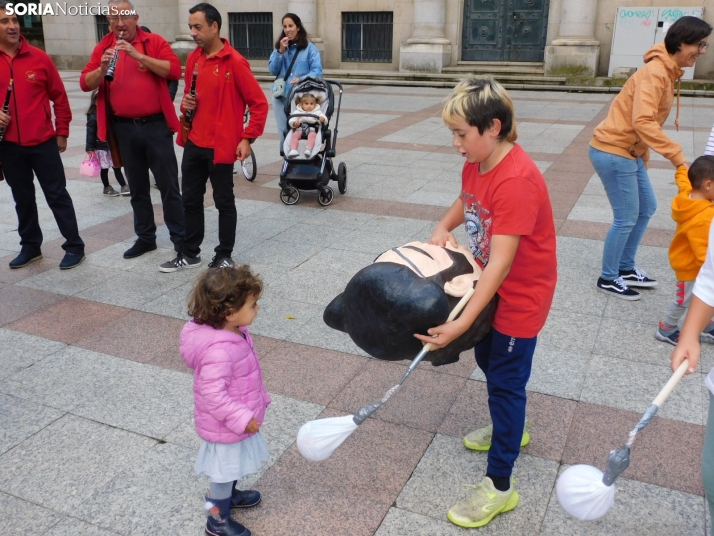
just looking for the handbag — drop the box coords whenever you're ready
[272,46,300,99]
[80,153,101,178]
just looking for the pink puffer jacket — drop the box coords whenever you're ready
[180,320,271,443]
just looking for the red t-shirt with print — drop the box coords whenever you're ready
[461,143,557,338]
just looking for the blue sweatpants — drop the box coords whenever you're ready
[474,327,536,478]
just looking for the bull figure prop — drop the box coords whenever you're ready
[324,241,497,366]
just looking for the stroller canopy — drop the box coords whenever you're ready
[284,77,335,119]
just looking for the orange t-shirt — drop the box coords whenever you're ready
[461,144,557,338]
[108,39,161,118]
[188,53,220,149]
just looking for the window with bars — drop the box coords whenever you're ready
[95,14,109,42]
[228,12,273,59]
[342,12,393,62]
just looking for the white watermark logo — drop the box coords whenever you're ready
[4,3,136,16]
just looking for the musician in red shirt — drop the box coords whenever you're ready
[178,3,268,269]
[80,0,189,272]
[0,2,85,270]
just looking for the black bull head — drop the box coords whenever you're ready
[323,243,498,366]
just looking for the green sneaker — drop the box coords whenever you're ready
[447,476,519,528]
[463,421,530,451]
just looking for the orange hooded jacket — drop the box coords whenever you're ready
[590,43,686,167]
[669,165,714,281]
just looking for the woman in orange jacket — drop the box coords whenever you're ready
[590,16,711,301]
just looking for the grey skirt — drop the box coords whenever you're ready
[194,433,269,482]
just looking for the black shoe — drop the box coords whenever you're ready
[159,252,202,273]
[230,482,261,509]
[205,496,251,536]
[8,250,42,269]
[596,276,640,301]
[208,255,235,269]
[619,268,658,288]
[123,240,157,259]
[59,252,85,270]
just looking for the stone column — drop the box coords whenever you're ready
[400,0,451,73]
[288,0,324,56]
[544,0,600,77]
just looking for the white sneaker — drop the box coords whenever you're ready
[288,149,299,158]
[304,147,312,157]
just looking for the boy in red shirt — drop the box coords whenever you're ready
[415,76,557,528]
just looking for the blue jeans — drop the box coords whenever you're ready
[273,97,288,150]
[588,146,657,281]
[475,327,536,478]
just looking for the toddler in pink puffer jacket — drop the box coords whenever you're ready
[180,265,271,536]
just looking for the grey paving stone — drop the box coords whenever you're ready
[248,296,323,340]
[580,355,703,425]
[0,328,66,379]
[0,415,155,514]
[74,443,205,536]
[0,491,64,535]
[602,287,676,326]
[551,268,608,318]
[17,262,118,296]
[297,247,375,278]
[540,467,706,536]
[267,267,353,307]
[44,517,121,536]
[240,240,324,269]
[537,309,601,353]
[375,507,468,536]
[555,236,604,273]
[0,394,64,455]
[396,434,559,534]
[285,312,370,357]
[74,268,193,309]
[72,363,193,439]
[0,346,142,412]
[136,281,193,320]
[510,344,590,400]
[594,318,681,367]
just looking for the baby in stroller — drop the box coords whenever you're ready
[288,93,327,159]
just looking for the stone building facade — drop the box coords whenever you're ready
[41,0,714,78]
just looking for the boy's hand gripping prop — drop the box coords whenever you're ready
[555,359,689,521]
[297,287,476,462]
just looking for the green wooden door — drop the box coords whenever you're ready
[462,0,549,62]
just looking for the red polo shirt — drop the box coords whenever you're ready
[108,38,161,118]
[188,52,220,148]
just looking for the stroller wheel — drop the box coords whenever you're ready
[242,151,257,181]
[337,162,347,194]
[280,186,300,205]
[318,186,334,206]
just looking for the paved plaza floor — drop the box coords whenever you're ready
[1,73,714,535]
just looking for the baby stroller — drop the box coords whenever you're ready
[278,77,347,206]
[234,108,257,181]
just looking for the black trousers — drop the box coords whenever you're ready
[113,120,185,252]
[0,138,84,255]
[181,140,236,258]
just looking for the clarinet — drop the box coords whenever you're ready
[0,80,13,143]
[104,31,124,82]
[185,69,198,126]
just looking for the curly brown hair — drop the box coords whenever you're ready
[187,265,263,329]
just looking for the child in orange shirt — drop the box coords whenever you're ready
[656,156,714,344]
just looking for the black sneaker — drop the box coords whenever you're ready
[8,250,42,269]
[208,255,235,269]
[619,268,658,288]
[123,240,157,259]
[59,252,85,270]
[596,277,641,300]
[159,252,201,273]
